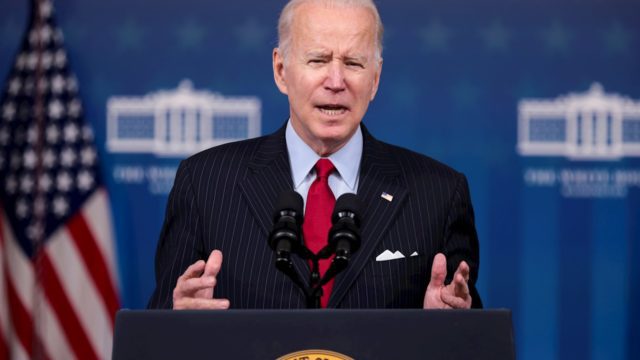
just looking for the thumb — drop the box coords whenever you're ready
[203,249,223,278]
[428,253,447,289]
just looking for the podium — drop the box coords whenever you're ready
[112,309,514,359]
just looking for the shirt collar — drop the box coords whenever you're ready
[285,120,362,191]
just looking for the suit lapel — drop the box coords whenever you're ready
[328,126,408,307]
[237,125,312,287]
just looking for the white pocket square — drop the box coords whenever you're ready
[376,250,405,262]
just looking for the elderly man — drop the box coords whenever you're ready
[148,0,481,310]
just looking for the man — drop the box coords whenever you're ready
[148,0,481,310]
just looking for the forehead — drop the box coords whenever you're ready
[290,3,377,54]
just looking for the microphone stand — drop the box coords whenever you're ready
[306,244,351,309]
[276,244,347,309]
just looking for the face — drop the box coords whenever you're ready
[273,2,382,156]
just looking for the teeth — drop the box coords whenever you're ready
[318,107,347,116]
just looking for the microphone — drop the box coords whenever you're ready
[268,191,304,267]
[328,193,362,270]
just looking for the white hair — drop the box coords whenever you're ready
[277,0,384,61]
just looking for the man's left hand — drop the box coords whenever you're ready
[423,253,472,309]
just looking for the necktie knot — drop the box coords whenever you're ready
[315,158,335,179]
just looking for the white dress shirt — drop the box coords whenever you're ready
[285,120,362,208]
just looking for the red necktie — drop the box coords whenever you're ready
[303,158,336,308]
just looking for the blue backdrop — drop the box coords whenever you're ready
[1,0,639,359]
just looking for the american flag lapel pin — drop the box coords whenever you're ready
[381,192,393,202]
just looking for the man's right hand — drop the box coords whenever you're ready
[172,249,231,310]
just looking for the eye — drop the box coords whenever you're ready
[345,61,364,69]
[308,59,326,64]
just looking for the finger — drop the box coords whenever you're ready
[454,261,470,283]
[173,297,231,310]
[428,253,447,289]
[179,260,206,281]
[175,275,216,297]
[203,250,223,277]
[453,272,470,298]
[441,291,471,309]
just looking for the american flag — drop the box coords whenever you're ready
[0,0,120,359]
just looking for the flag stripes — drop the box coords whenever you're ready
[66,215,119,325]
[1,192,118,359]
[0,1,120,358]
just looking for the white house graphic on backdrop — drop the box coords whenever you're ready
[107,80,261,156]
[518,83,640,160]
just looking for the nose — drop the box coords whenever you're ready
[324,60,346,92]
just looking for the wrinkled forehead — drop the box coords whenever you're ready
[290,3,378,56]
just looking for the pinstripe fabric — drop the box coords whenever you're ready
[147,124,481,309]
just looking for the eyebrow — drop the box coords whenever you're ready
[305,51,332,59]
[304,51,369,63]
[343,55,368,63]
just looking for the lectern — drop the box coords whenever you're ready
[112,309,514,359]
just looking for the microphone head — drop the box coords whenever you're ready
[272,190,304,223]
[332,193,362,225]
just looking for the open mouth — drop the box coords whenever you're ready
[316,104,349,116]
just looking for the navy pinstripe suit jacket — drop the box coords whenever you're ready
[148,124,481,309]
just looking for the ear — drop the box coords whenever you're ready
[369,59,383,100]
[273,48,288,95]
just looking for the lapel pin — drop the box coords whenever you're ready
[381,192,393,202]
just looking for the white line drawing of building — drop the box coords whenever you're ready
[518,83,640,160]
[107,79,261,157]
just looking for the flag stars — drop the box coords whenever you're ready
[27,125,38,145]
[48,99,64,119]
[68,99,82,118]
[51,73,65,94]
[81,146,96,166]
[53,28,64,45]
[53,196,69,217]
[22,78,35,96]
[8,77,21,95]
[66,76,78,93]
[20,174,35,193]
[2,102,16,121]
[29,25,53,46]
[33,196,47,217]
[26,222,44,241]
[82,125,94,142]
[26,52,38,70]
[64,123,79,142]
[41,51,53,70]
[57,171,73,192]
[39,173,53,192]
[23,149,37,169]
[40,25,53,42]
[40,0,53,18]
[16,198,29,219]
[43,148,57,168]
[46,124,60,143]
[54,49,66,68]
[77,170,94,191]
[60,146,77,167]
[16,53,27,70]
